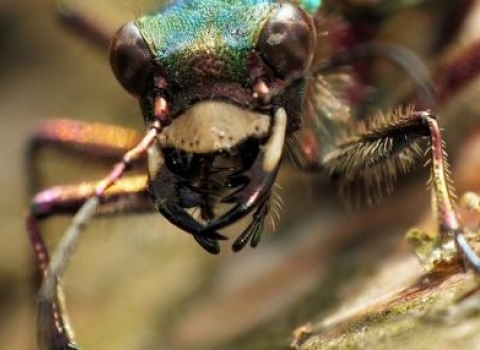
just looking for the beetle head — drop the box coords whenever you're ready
[109,2,316,253]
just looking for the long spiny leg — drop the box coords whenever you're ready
[27,175,153,350]
[295,35,480,172]
[285,40,440,172]
[321,107,426,204]
[322,109,480,272]
[27,117,161,349]
[293,24,480,168]
[25,120,147,349]
[420,114,480,272]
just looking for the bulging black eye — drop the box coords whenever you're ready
[110,21,153,97]
[258,3,316,77]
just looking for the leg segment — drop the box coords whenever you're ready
[322,107,428,203]
[321,109,480,271]
[29,120,142,158]
[295,35,480,171]
[27,175,153,350]
[27,120,161,350]
[27,119,142,194]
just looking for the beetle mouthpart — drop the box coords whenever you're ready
[149,104,287,253]
[206,107,287,231]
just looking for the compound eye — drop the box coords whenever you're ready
[258,3,316,77]
[110,21,154,96]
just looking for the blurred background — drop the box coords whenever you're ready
[3,0,480,349]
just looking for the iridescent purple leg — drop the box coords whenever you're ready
[33,121,159,350]
[27,119,142,194]
[26,117,163,349]
[27,175,153,350]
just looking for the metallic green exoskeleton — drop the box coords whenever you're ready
[136,0,281,86]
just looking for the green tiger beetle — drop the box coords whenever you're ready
[25,0,480,349]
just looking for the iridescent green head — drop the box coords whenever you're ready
[135,0,279,88]
[110,0,317,113]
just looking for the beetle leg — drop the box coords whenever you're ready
[288,42,438,172]
[420,114,480,272]
[322,109,480,272]
[27,119,143,194]
[28,119,142,160]
[206,107,287,231]
[27,119,160,350]
[55,0,113,50]
[27,175,153,350]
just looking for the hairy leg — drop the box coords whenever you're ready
[26,118,162,349]
[321,109,480,272]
